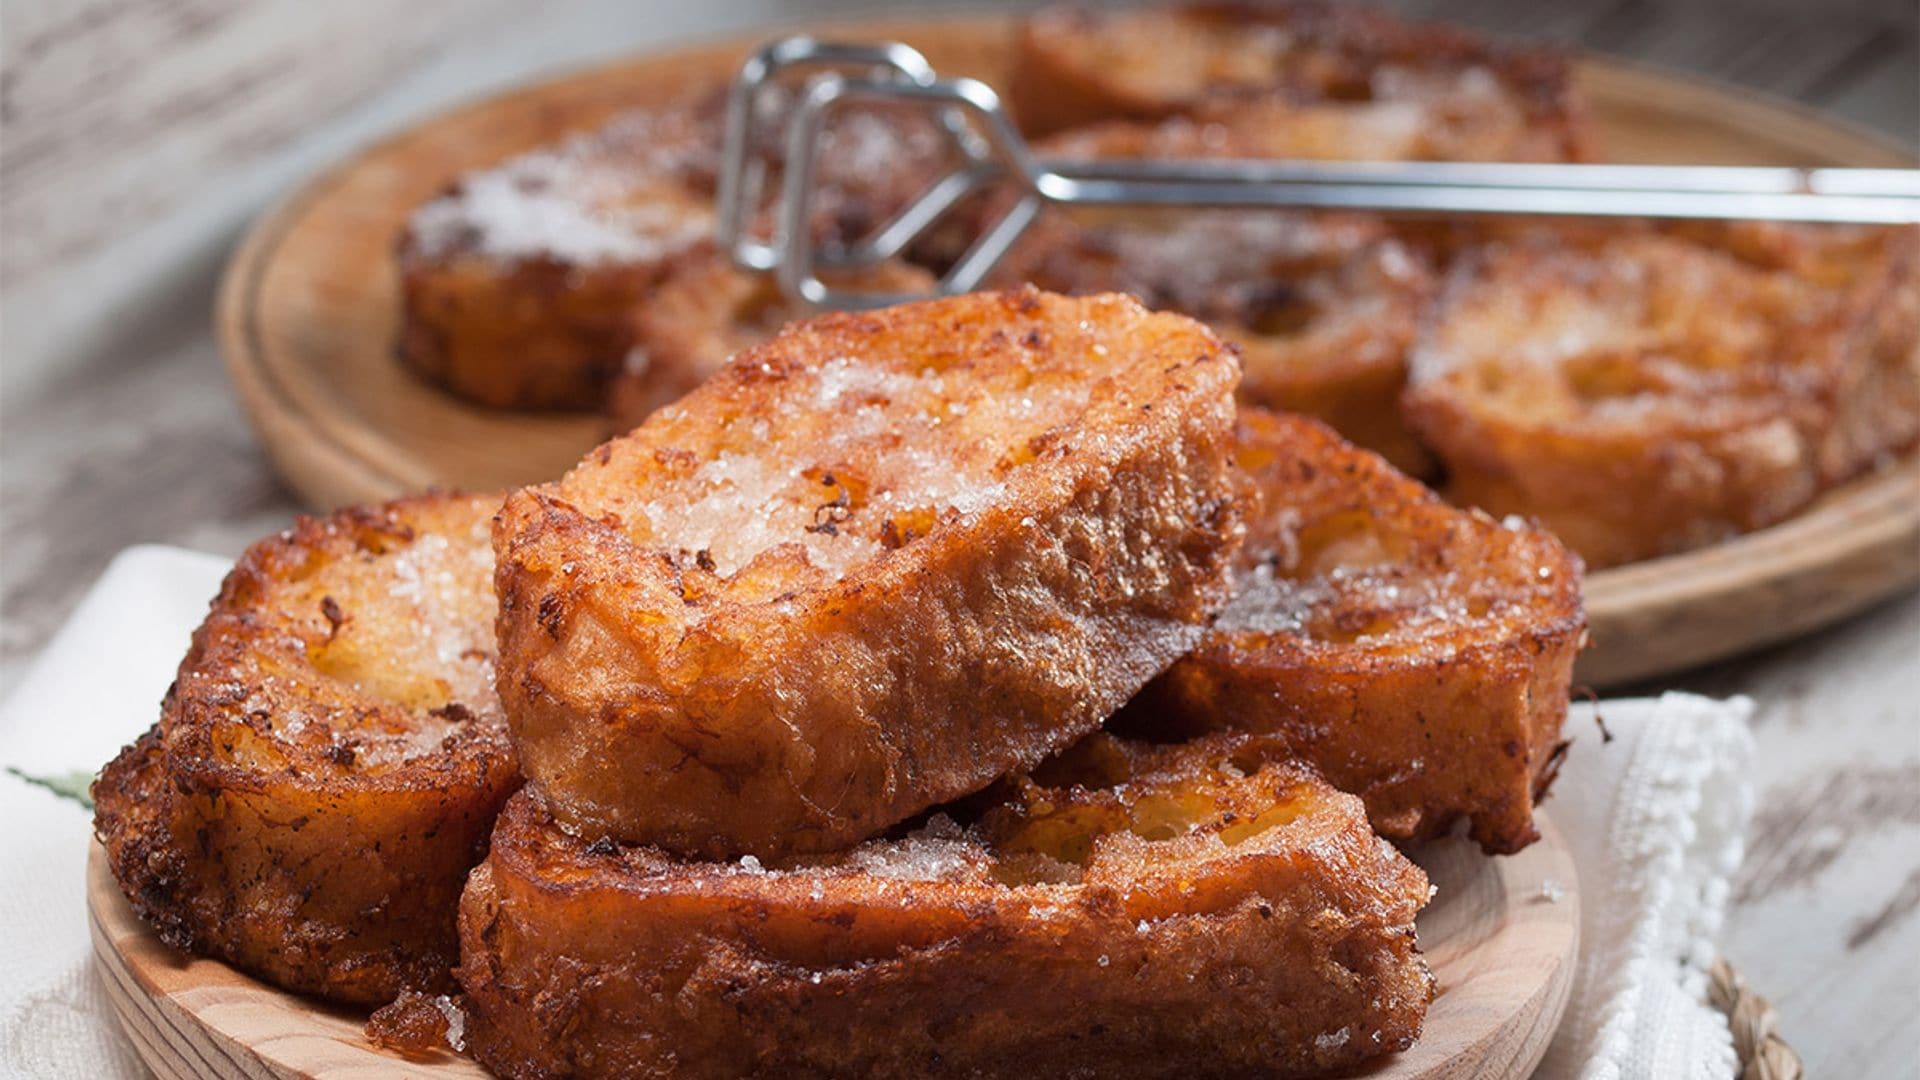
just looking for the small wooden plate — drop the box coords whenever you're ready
[213,15,1920,687]
[89,818,1580,1079]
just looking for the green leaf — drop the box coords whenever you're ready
[5,766,96,810]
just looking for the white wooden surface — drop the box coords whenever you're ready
[1,1,1915,1076]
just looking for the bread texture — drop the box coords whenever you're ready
[457,732,1434,1079]
[92,493,519,1004]
[990,200,1436,476]
[607,252,938,432]
[1010,0,1592,160]
[493,288,1244,859]
[1403,222,1920,568]
[398,103,721,410]
[1128,410,1584,854]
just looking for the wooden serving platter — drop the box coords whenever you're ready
[213,15,1920,688]
[89,818,1580,1079]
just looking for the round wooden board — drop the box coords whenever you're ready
[89,817,1580,1079]
[214,14,1920,688]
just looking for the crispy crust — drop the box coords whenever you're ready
[1127,410,1584,854]
[91,494,519,1004]
[494,288,1245,859]
[1011,1,1593,160]
[398,93,952,412]
[607,253,938,432]
[990,192,1436,475]
[397,103,721,411]
[400,244,689,411]
[1403,223,1920,568]
[458,732,1433,1079]
[1672,222,1920,487]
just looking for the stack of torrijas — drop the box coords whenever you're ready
[96,285,1586,1077]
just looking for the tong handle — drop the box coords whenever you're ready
[1034,159,1920,223]
[720,36,1920,309]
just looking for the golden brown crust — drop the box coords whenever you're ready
[990,194,1436,476]
[1127,410,1585,854]
[92,493,520,1004]
[400,249,685,411]
[398,93,953,412]
[458,732,1433,1080]
[1670,221,1920,488]
[1011,1,1593,160]
[495,288,1245,859]
[607,253,938,432]
[397,103,721,411]
[399,247,684,412]
[1402,223,1920,568]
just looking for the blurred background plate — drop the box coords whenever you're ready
[213,15,1920,688]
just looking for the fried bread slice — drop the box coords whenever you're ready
[398,103,721,411]
[1011,1,1591,158]
[1402,223,1920,568]
[1128,410,1584,854]
[606,252,938,431]
[493,288,1244,859]
[1670,221,1920,486]
[457,731,1433,1080]
[92,493,518,1004]
[398,93,950,411]
[989,201,1436,476]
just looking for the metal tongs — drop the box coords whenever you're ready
[716,37,1920,310]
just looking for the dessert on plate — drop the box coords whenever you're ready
[399,91,951,411]
[1126,409,1584,854]
[1403,221,1920,567]
[99,284,1582,1075]
[93,493,516,1004]
[389,0,1917,574]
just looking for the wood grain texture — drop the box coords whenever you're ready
[1581,458,1920,686]
[211,17,1920,689]
[1630,593,1920,1077]
[0,1,509,288]
[87,819,1580,1080]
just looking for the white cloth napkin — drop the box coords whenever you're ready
[0,546,1755,1080]
[0,546,229,1080]
[1537,693,1753,1080]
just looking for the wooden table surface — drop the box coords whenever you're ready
[2,0,1915,1075]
